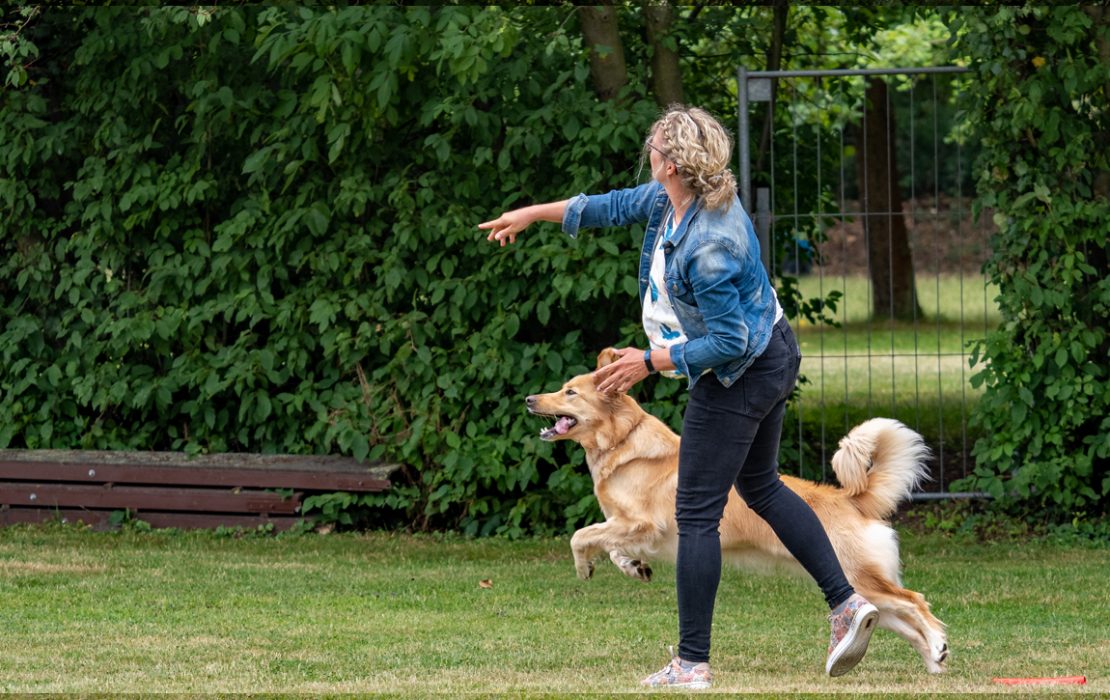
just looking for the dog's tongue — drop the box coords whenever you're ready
[554,416,574,435]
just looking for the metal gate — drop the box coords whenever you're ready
[736,66,990,497]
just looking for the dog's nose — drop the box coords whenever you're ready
[525,395,537,407]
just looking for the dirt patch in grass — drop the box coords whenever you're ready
[811,196,995,276]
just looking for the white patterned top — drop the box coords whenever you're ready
[642,211,688,378]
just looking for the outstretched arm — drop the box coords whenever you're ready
[478,200,570,247]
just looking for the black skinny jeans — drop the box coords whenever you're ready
[675,318,854,663]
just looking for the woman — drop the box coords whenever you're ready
[479,106,878,689]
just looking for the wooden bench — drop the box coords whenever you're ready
[0,450,398,531]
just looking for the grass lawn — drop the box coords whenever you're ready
[794,273,1001,327]
[792,273,1000,405]
[1,523,1106,696]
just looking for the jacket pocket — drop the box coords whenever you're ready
[664,272,695,307]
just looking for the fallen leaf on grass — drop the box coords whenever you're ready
[479,579,493,589]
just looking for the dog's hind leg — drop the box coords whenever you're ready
[855,578,949,673]
[874,604,948,673]
[845,527,948,672]
[878,588,948,673]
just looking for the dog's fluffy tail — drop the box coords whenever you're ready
[831,418,931,520]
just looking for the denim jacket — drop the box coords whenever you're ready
[562,181,778,388]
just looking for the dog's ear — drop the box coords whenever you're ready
[596,347,621,370]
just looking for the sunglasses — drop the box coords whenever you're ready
[647,142,670,160]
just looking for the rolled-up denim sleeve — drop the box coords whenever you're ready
[561,182,661,238]
[668,342,693,381]
[561,194,590,239]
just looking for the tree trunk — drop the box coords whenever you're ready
[643,2,683,108]
[859,77,921,321]
[577,5,628,102]
[1084,5,1110,201]
[753,0,788,179]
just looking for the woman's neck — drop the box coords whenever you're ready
[668,186,695,226]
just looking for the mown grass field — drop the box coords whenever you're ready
[793,273,1000,402]
[0,523,1106,696]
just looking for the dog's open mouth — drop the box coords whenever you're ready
[538,415,578,440]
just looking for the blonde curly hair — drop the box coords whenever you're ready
[644,105,737,212]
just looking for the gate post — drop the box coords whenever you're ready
[737,65,751,213]
[755,187,772,276]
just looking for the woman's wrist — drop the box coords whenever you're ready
[525,199,569,224]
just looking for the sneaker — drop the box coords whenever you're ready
[826,593,880,676]
[641,646,712,689]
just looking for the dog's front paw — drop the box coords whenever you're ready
[611,552,653,582]
[575,559,595,580]
[622,558,652,582]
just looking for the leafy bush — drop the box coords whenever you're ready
[951,6,1109,517]
[0,6,673,536]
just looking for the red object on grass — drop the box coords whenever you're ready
[992,676,1087,686]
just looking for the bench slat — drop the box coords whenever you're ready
[0,461,389,492]
[0,508,302,531]
[0,483,301,514]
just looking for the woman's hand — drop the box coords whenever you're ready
[593,347,651,395]
[479,200,569,247]
[479,209,533,247]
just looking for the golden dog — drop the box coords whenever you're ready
[525,350,949,673]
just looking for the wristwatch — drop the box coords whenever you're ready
[643,349,657,374]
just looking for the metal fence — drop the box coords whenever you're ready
[736,66,991,496]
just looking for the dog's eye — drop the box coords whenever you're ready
[565,389,577,396]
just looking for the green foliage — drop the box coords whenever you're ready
[900,500,1109,545]
[7,5,1103,536]
[0,6,667,537]
[107,509,153,533]
[950,6,1109,517]
[1,7,39,88]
